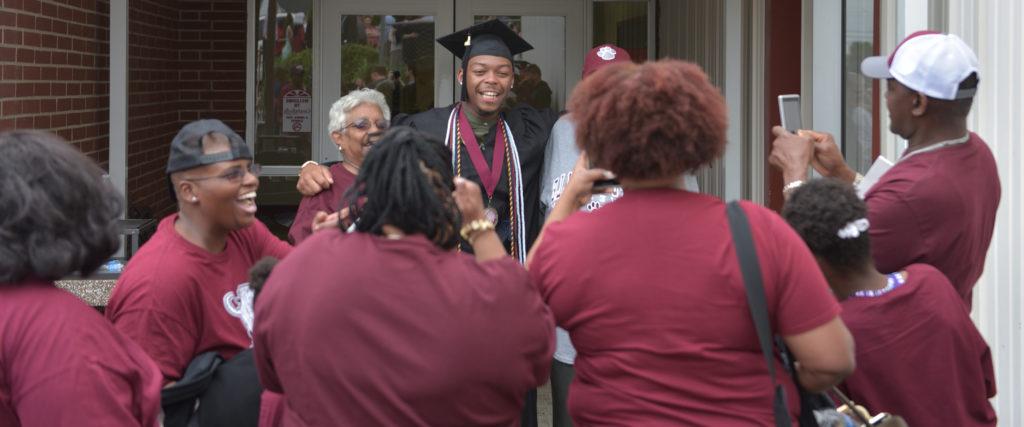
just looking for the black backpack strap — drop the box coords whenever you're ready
[726,201,792,427]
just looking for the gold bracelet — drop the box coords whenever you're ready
[460,219,495,243]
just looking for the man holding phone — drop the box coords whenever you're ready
[769,31,1000,309]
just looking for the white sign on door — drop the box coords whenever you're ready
[282,90,312,133]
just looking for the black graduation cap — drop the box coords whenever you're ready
[437,19,534,62]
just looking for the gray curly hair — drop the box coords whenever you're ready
[327,89,391,134]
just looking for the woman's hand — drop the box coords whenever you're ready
[452,177,486,222]
[452,177,506,262]
[802,130,857,184]
[561,152,615,211]
[311,207,350,233]
[527,152,614,268]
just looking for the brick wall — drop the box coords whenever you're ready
[125,0,246,218]
[125,0,180,218]
[0,0,111,169]
[177,0,246,130]
[0,0,247,217]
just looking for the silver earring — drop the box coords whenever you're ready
[191,196,198,202]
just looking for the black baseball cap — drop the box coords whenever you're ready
[166,119,252,174]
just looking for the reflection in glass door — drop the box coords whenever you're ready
[473,15,567,111]
[592,1,650,62]
[322,1,455,164]
[338,14,436,116]
[458,1,584,112]
[252,0,315,239]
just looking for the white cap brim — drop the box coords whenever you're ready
[860,56,892,79]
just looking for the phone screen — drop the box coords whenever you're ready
[778,95,802,132]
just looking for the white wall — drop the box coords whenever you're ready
[807,0,841,141]
[947,1,1024,425]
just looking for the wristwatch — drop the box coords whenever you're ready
[460,219,495,243]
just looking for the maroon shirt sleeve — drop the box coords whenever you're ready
[5,286,162,427]
[865,184,925,275]
[12,360,160,427]
[253,320,282,393]
[107,273,201,382]
[529,221,570,326]
[247,218,293,259]
[288,192,332,245]
[482,257,555,386]
[744,202,841,336]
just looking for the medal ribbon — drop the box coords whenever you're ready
[457,106,506,199]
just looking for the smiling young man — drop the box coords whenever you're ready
[298,19,558,263]
[106,119,292,385]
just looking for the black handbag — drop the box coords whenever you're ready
[161,349,262,427]
[726,201,840,427]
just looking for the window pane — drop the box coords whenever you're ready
[342,15,435,115]
[474,16,565,111]
[843,0,875,174]
[255,0,313,167]
[592,1,647,62]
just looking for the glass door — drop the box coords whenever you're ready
[252,0,317,238]
[321,0,456,164]
[455,0,585,112]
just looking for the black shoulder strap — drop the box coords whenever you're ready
[726,201,792,427]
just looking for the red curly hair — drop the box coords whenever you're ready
[568,59,728,180]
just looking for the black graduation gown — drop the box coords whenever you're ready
[395,102,558,252]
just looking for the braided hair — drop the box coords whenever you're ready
[782,178,872,274]
[343,126,460,249]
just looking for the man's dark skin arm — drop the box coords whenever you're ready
[769,126,857,199]
[297,162,332,196]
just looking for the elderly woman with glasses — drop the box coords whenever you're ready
[288,88,391,244]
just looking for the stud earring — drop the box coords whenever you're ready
[191,196,198,202]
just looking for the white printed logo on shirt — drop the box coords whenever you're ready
[223,283,256,342]
[550,171,622,212]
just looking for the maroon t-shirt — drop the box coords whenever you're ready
[865,133,1000,308]
[1,280,162,426]
[530,190,841,425]
[106,215,292,381]
[839,263,996,426]
[254,230,554,426]
[288,163,357,244]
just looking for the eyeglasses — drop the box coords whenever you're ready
[185,163,261,184]
[343,118,390,132]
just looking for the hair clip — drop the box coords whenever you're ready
[837,218,870,239]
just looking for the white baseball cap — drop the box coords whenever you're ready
[861,30,979,100]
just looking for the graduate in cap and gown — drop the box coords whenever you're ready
[297,19,558,262]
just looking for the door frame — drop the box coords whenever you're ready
[319,0,456,164]
[455,0,586,110]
